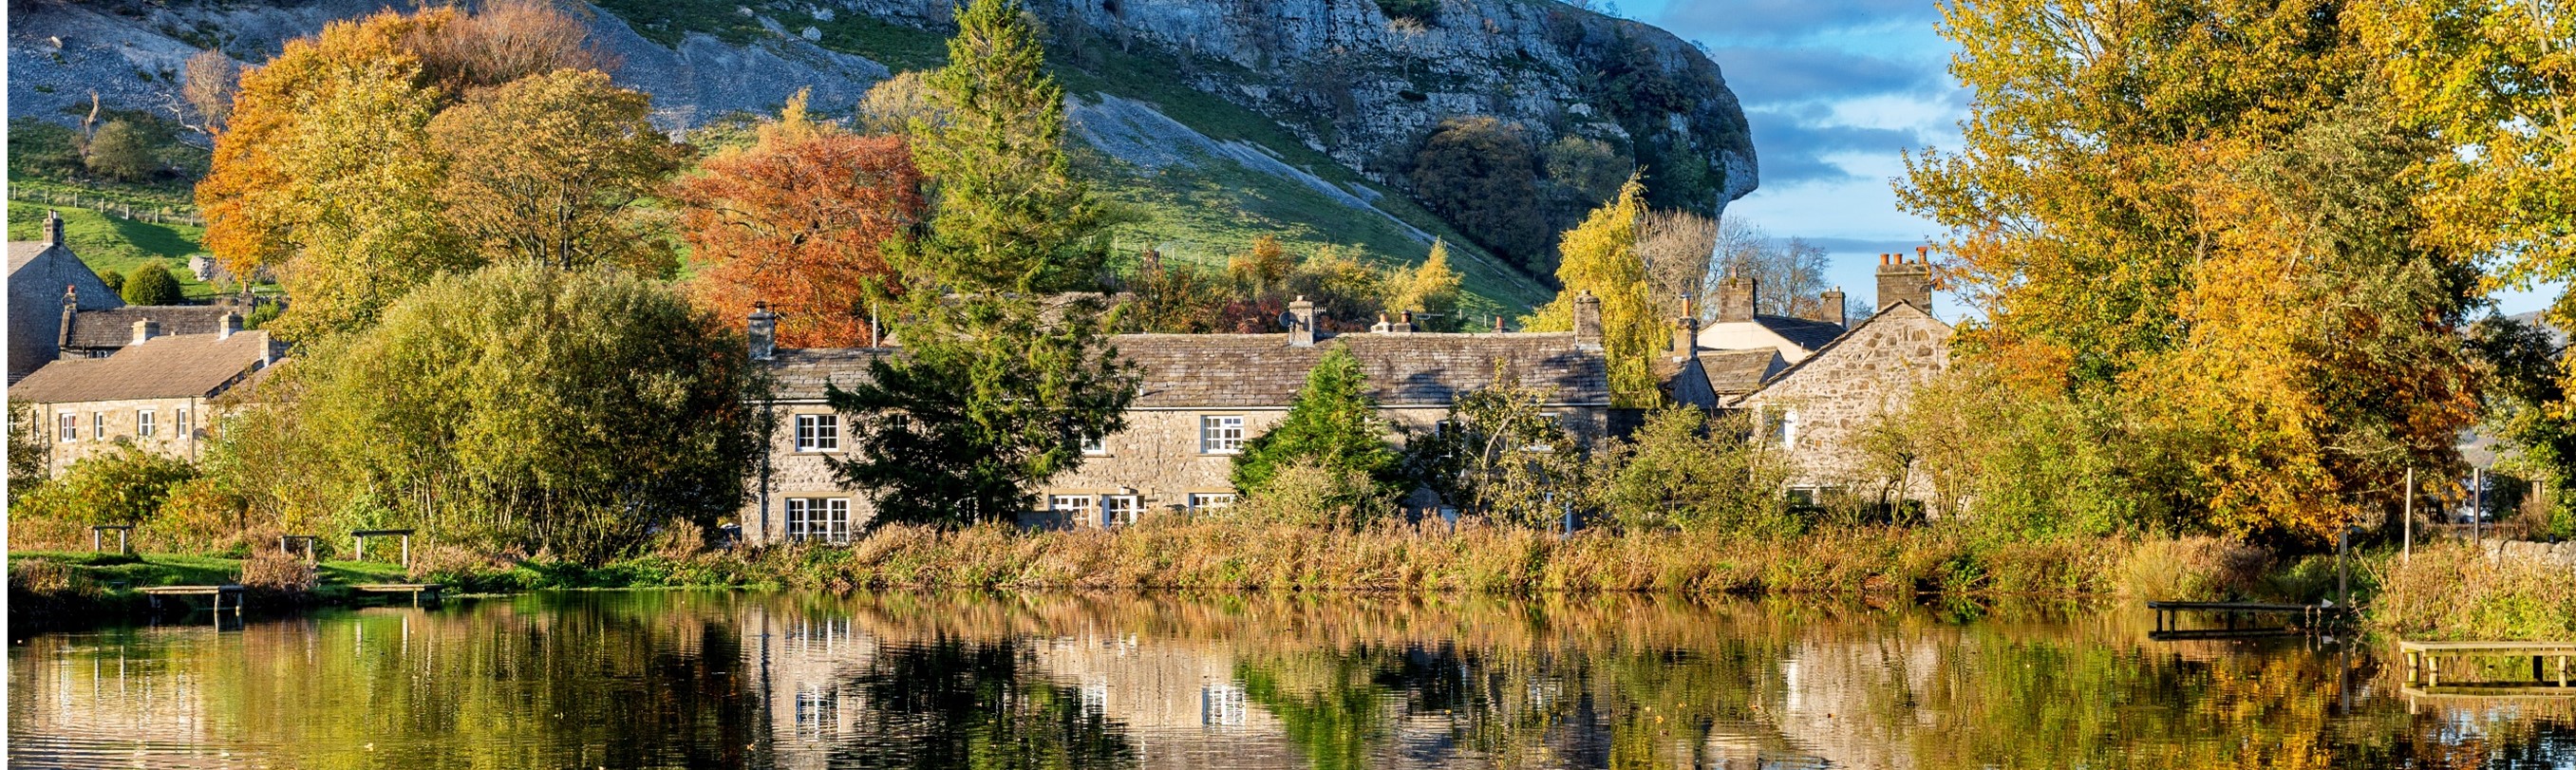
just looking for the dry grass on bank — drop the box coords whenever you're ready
[2368,543,2576,641]
[554,520,2144,596]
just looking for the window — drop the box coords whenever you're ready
[794,414,839,452]
[1768,408,1798,448]
[1104,495,1142,526]
[1081,434,1108,456]
[1187,493,1237,511]
[175,409,189,439]
[785,498,851,542]
[92,413,104,441]
[1200,416,1246,454]
[57,412,77,442]
[1048,495,1097,513]
[136,409,155,439]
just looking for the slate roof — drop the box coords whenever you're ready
[1698,349,1783,395]
[1754,314,1847,353]
[1116,332,1608,408]
[64,306,236,348]
[766,347,893,401]
[8,242,55,272]
[761,331,1611,408]
[9,330,274,404]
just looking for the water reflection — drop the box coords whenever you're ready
[9,592,2572,769]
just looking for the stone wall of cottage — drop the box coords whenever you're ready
[743,403,1611,540]
[744,403,880,543]
[28,396,211,473]
[1736,306,1950,497]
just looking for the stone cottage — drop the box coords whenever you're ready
[1727,251,1953,502]
[9,311,279,474]
[740,296,1617,543]
[7,212,122,384]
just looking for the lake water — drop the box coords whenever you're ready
[9,591,2573,769]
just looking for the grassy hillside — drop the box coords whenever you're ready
[6,201,224,301]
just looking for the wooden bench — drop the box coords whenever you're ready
[2397,640,2576,689]
[351,583,445,607]
[349,529,415,569]
[139,585,245,614]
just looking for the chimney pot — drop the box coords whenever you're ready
[1819,288,1847,328]
[1877,251,1934,313]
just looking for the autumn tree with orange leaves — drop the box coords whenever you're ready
[668,91,926,347]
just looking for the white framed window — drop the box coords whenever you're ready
[57,412,77,442]
[175,408,190,438]
[92,413,104,441]
[136,409,155,439]
[794,414,839,453]
[1081,434,1108,456]
[785,498,851,542]
[1048,495,1097,514]
[1104,495,1142,526]
[1200,416,1246,454]
[1769,408,1798,448]
[1187,493,1237,511]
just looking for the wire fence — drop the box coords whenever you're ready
[9,188,204,228]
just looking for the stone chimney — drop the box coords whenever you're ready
[1716,272,1757,323]
[1573,291,1603,349]
[1287,296,1318,347]
[132,318,160,346]
[746,302,777,361]
[1818,288,1847,328]
[45,210,65,247]
[1672,293,1700,357]
[218,312,242,340]
[58,286,78,353]
[1877,248,1933,313]
[1370,310,1415,334]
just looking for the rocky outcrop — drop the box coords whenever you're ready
[839,0,1758,209]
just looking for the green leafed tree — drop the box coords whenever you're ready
[901,0,1103,293]
[16,441,197,527]
[1401,366,1584,528]
[234,263,757,562]
[9,401,53,502]
[826,293,1138,525]
[121,261,182,306]
[1232,345,1400,510]
[1589,406,1792,535]
[85,119,159,181]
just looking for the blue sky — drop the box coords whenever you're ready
[1624,0,2553,319]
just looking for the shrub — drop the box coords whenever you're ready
[14,441,196,527]
[239,551,316,596]
[85,119,159,181]
[2370,543,2576,641]
[2114,535,2269,600]
[98,269,124,292]
[1240,460,1397,529]
[121,261,181,305]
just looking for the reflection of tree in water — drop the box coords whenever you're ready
[837,637,1138,770]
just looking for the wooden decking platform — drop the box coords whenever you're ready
[2146,601,2348,639]
[2397,640,2576,688]
[351,583,445,607]
[139,585,245,613]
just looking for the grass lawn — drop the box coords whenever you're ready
[9,551,412,589]
[6,201,226,300]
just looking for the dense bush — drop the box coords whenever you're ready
[120,261,182,305]
[85,120,160,181]
[13,441,197,528]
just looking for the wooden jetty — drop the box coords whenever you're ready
[2397,640,2575,689]
[2147,601,2347,639]
[139,585,245,613]
[351,583,445,607]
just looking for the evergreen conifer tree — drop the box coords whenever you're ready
[1232,345,1399,499]
[903,0,1101,292]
